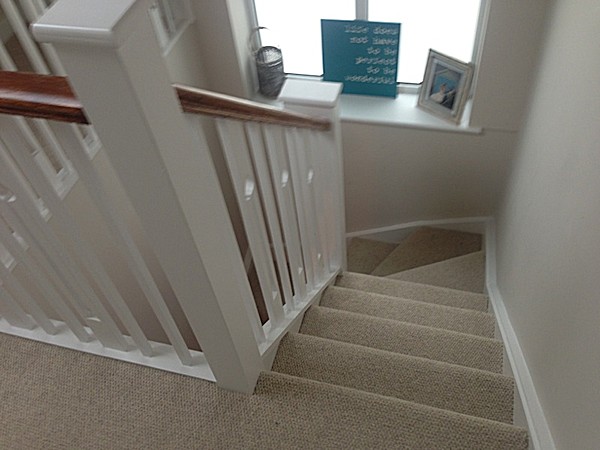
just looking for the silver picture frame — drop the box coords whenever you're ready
[418,49,474,124]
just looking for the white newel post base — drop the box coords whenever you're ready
[33,0,263,393]
[278,80,347,271]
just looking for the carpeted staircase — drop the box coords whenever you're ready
[268,226,528,448]
[0,226,528,449]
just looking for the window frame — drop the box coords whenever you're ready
[249,0,490,95]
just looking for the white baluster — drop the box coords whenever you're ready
[0,117,151,354]
[48,121,194,365]
[285,128,318,290]
[0,208,92,341]
[216,119,285,329]
[34,0,264,392]
[0,284,36,330]
[262,125,308,302]
[278,79,346,271]
[0,152,130,346]
[245,123,296,310]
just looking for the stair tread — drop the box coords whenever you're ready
[346,237,397,274]
[274,333,514,423]
[387,250,486,293]
[371,227,483,276]
[337,271,489,312]
[258,371,528,450]
[321,285,495,338]
[301,305,504,373]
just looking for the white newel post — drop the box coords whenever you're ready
[33,0,263,393]
[278,80,347,271]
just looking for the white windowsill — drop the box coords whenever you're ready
[339,92,482,134]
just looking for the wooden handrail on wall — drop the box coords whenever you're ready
[0,71,330,131]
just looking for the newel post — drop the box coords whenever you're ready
[33,0,263,393]
[278,80,347,270]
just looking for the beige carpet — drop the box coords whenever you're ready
[0,227,528,448]
[301,305,504,373]
[337,271,489,311]
[346,237,396,274]
[0,334,528,450]
[387,250,486,293]
[273,333,515,423]
[321,286,495,337]
[371,227,483,276]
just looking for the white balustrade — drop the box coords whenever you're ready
[0,0,345,394]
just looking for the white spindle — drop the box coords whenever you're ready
[0,218,57,334]
[48,122,194,365]
[262,125,308,302]
[0,117,153,355]
[307,129,333,274]
[245,123,295,310]
[216,119,285,328]
[34,0,264,392]
[278,79,346,271]
[0,284,36,329]
[285,128,319,290]
[0,150,126,346]
[0,207,93,341]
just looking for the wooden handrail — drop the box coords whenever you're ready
[0,71,330,131]
[0,71,89,124]
[174,84,330,131]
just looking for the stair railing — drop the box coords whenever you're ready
[0,0,345,394]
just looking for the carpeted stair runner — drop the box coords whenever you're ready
[387,250,486,293]
[0,226,529,448]
[321,285,495,337]
[300,305,504,373]
[337,271,489,311]
[346,237,396,274]
[273,332,515,423]
[370,227,483,276]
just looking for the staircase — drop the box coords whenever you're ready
[265,226,529,448]
[0,226,529,449]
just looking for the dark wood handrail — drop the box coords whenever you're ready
[174,84,330,131]
[0,71,330,131]
[0,71,89,124]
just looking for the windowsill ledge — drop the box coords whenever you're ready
[339,93,482,134]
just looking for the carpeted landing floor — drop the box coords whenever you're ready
[0,227,529,449]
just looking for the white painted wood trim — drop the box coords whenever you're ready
[0,317,216,382]
[484,219,556,450]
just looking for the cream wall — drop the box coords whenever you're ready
[495,0,600,447]
[190,1,549,233]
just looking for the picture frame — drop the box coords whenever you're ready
[417,49,474,124]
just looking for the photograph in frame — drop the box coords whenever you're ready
[418,49,474,124]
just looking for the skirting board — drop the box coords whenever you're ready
[346,216,489,243]
[484,219,556,450]
[347,217,555,450]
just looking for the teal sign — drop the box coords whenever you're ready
[321,19,400,98]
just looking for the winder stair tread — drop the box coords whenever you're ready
[370,227,483,276]
[387,250,486,293]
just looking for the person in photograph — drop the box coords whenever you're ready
[430,82,456,109]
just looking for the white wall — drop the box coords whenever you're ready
[495,0,600,447]
[340,0,548,232]
[342,125,517,232]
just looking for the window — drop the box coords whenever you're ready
[253,0,482,84]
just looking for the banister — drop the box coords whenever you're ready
[0,71,331,131]
[174,84,331,131]
[0,71,89,124]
